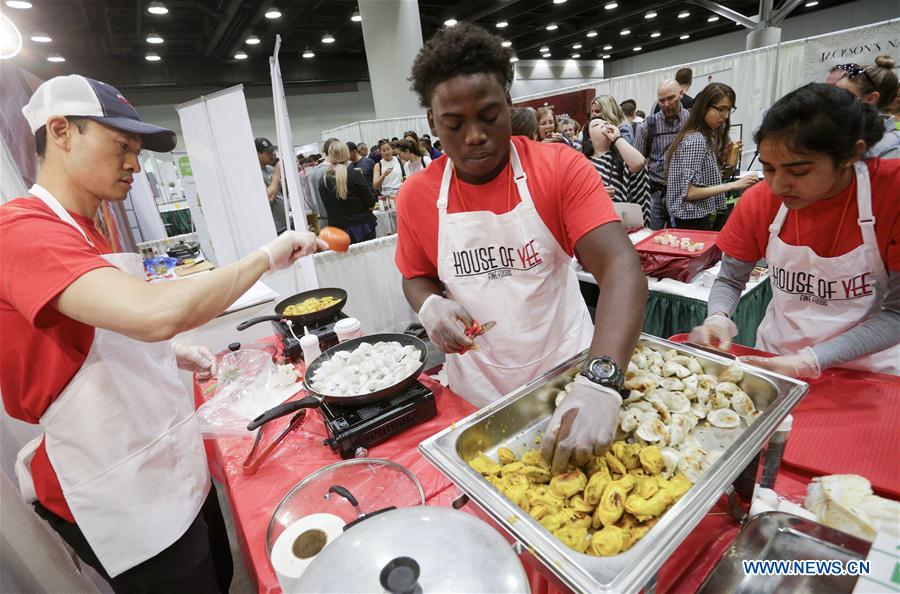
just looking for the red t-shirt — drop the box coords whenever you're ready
[717,158,900,271]
[1,196,113,522]
[395,136,620,278]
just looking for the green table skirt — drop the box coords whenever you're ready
[579,280,772,347]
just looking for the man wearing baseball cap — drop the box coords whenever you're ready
[1,75,325,592]
[255,136,290,233]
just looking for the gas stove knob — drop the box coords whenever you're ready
[228,342,241,352]
[354,447,368,458]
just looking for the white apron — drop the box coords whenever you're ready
[436,143,594,407]
[14,185,210,577]
[756,162,899,374]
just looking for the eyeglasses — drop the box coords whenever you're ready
[709,104,737,116]
[835,63,877,90]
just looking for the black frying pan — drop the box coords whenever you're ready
[236,287,347,331]
[247,333,428,431]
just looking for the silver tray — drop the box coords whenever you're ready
[419,334,809,594]
[698,511,871,594]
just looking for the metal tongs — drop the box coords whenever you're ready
[242,409,307,475]
[458,320,496,354]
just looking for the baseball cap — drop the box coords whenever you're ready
[22,75,176,152]
[255,137,277,153]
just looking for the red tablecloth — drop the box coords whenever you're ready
[195,338,885,594]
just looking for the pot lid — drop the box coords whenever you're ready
[293,506,529,594]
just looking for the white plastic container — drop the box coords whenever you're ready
[334,318,364,342]
[300,331,322,363]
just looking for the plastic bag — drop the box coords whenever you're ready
[197,350,304,438]
[639,246,722,283]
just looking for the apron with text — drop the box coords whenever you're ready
[756,162,899,375]
[14,184,210,577]
[436,143,594,408]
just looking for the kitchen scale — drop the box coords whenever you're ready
[319,381,437,459]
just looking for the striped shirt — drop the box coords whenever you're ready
[589,152,651,226]
[665,131,726,220]
[633,109,690,185]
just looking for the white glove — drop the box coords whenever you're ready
[417,294,476,354]
[688,313,739,351]
[542,375,622,475]
[173,344,217,381]
[258,231,328,272]
[739,347,822,379]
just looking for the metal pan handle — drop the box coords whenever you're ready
[236,315,283,332]
[246,396,320,431]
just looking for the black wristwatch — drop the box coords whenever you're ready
[580,356,625,394]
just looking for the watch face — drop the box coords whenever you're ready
[591,358,616,380]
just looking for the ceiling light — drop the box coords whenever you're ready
[678,11,690,18]
[46,53,65,62]
[620,29,630,35]
[302,48,314,58]
[145,52,161,61]
[650,31,661,38]
[586,30,597,38]
[510,55,519,63]
[572,43,582,49]
[571,53,580,58]
[496,21,508,28]
[604,2,618,9]
[804,0,818,5]
[1,13,23,58]
[545,23,558,31]
[30,32,52,43]
[146,1,168,15]
[602,54,611,59]
[444,18,457,27]
[146,32,164,44]
[645,11,657,19]
[264,7,281,19]
[321,33,335,43]
[633,46,642,52]
[680,34,690,40]
[501,40,512,47]
[234,50,247,59]
[351,11,362,22]
[553,0,567,3]
[542,52,551,58]
[707,15,719,22]
[5,1,32,8]
[603,44,612,50]
[246,35,260,45]
[539,46,549,52]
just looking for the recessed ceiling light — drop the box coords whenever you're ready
[804,0,818,5]
[322,33,335,43]
[496,21,508,28]
[603,44,612,50]
[246,35,260,45]
[147,1,168,15]
[633,46,642,52]
[234,51,247,59]
[680,34,690,40]
[501,40,512,47]
[444,18,457,27]
[351,10,362,22]
[645,11,657,19]
[707,15,719,22]
[678,11,690,18]
[302,48,314,58]
[30,32,52,43]
[553,0,567,3]
[146,32,164,44]
[545,23,558,31]
[510,55,519,63]
[620,29,630,35]
[145,52,162,61]
[542,52,551,58]
[5,1,32,8]
[650,31,661,38]
[572,43,582,49]
[604,2,618,9]
[264,7,281,19]
[539,46,549,52]
[47,53,65,62]
[586,30,597,37]
[602,54,611,59]
[571,53,580,58]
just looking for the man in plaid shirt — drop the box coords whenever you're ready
[633,80,690,229]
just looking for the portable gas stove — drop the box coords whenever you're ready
[271,312,347,362]
[319,381,437,459]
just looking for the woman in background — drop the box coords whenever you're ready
[559,117,582,150]
[582,116,650,225]
[397,138,432,176]
[832,55,899,159]
[664,83,757,230]
[319,141,378,244]
[590,95,634,145]
[536,107,568,144]
[510,106,539,140]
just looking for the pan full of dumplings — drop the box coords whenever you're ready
[420,334,809,594]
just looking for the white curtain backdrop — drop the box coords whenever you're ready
[311,235,416,334]
[1,134,28,204]
[321,115,430,144]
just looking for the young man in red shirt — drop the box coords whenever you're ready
[395,24,647,474]
[1,75,323,592]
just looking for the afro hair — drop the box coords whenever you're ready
[409,23,515,108]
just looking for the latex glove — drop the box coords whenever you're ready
[542,375,622,475]
[258,231,328,272]
[739,347,821,379]
[173,344,217,381]
[688,313,738,351]
[417,294,476,354]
